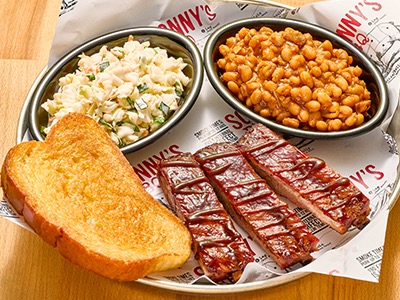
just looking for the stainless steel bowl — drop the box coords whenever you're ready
[204,18,389,139]
[29,27,203,154]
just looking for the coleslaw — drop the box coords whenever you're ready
[41,36,190,147]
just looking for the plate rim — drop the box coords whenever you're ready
[14,0,400,293]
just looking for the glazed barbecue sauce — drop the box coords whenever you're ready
[195,143,318,269]
[158,154,254,282]
[238,126,370,231]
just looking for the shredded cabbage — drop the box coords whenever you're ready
[42,36,190,147]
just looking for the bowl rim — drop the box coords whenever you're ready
[28,26,204,154]
[203,17,389,139]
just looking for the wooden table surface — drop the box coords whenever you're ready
[1,0,399,299]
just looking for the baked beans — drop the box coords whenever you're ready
[217,26,372,132]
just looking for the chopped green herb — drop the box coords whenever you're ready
[99,119,114,131]
[154,116,165,124]
[117,138,126,148]
[137,83,148,93]
[159,102,170,116]
[126,96,136,110]
[175,89,183,97]
[135,98,148,110]
[40,125,47,136]
[86,74,96,81]
[174,83,183,97]
[117,121,140,132]
[99,61,110,72]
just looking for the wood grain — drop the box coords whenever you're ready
[0,0,399,299]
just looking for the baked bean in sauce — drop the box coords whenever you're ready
[217,26,372,132]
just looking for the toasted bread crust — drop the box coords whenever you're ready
[1,113,191,281]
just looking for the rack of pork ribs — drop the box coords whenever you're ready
[157,123,370,282]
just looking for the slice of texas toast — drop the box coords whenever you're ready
[1,113,191,281]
